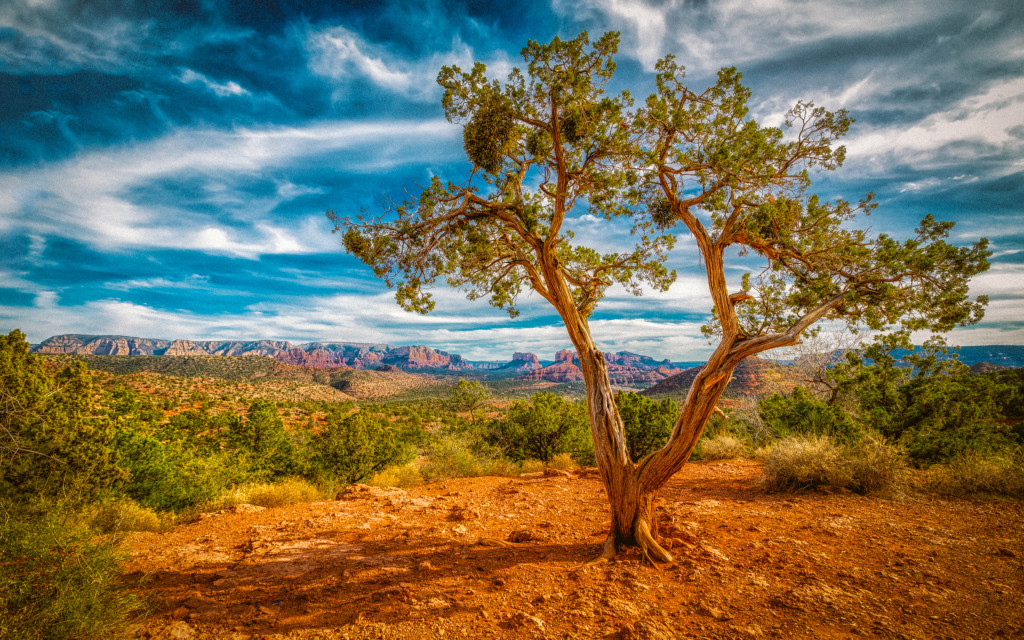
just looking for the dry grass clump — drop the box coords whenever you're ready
[483,458,521,477]
[547,452,578,471]
[86,497,171,533]
[698,435,747,460]
[199,478,326,512]
[925,450,1024,498]
[367,462,424,488]
[519,459,545,474]
[759,435,905,496]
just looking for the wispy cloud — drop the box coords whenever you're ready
[0,119,457,257]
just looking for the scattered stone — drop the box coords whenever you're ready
[508,611,545,631]
[163,621,196,640]
[449,506,480,521]
[542,467,572,478]
[508,529,546,543]
[225,503,264,514]
[427,597,450,609]
[450,524,469,535]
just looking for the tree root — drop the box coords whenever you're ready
[581,532,618,567]
[635,520,673,564]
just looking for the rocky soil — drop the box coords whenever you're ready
[127,460,1023,640]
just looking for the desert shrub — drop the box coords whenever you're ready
[310,411,409,486]
[547,452,577,470]
[896,373,1015,466]
[1,331,125,506]
[616,391,678,462]
[228,399,299,479]
[0,505,144,640]
[759,435,906,495]
[420,434,486,481]
[485,392,592,463]
[925,450,1024,498]
[519,459,545,474]
[758,387,864,444]
[843,437,907,496]
[366,463,424,488]
[759,436,853,492]
[86,497,166,534]
[696,435,746,460]
[114,422,251,511]
[483,458,521,477]
[200,478,325,511]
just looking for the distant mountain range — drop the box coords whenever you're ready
[31,334,686,386]
[31,335,1024,389]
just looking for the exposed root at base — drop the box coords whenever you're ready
[581,532,618,567]
[635,520,674,564]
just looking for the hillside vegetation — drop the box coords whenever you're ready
[3,329,1024,639]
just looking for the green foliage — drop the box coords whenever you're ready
[0,505,143,640]
[227,399,298,479]
[449,378,490,424]
[758,386,864,444]
[1,330,125,506]
[486,392,593,463]
[615,391,678,462]
[310,411,409,486]
[420,433,489,481]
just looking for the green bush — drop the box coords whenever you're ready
[311,412,409,486]
[1,331,125,505]
[113,427,250,511]
[758,387,863,444]
[896,373,1014,466]
[0,506,144,640]
[485,392,593,463]
[616,391,678,462]
[759,435,906,495]
[421,434,487,481]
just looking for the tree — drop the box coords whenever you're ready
[450,378,490,425]
[331,32,990,562]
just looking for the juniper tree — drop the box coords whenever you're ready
[331,32,990,562]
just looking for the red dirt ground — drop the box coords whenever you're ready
[127,460,1024,640]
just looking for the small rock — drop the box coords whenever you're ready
[226,503,264,514]
[427,597,450,609]
[508,529,545,543]
[418,560,435,571]
[508,611,545,631]
[542,468,572,478]
[449,506,480,521]
[164,621,196,640]
[451,524,469,535]
[996,547,1017,558]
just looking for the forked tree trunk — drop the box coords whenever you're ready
[571,326,738,562]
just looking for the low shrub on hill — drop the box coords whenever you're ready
[759,435,905,496]
[925,450,1024,498]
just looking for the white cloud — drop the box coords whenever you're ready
[0,119,457,258]
[844,77,1024,169]
[553,0,953,71]
[178,68,250,97]
[305,25,487,101]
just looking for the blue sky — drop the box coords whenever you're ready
[1,0,1022,361]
